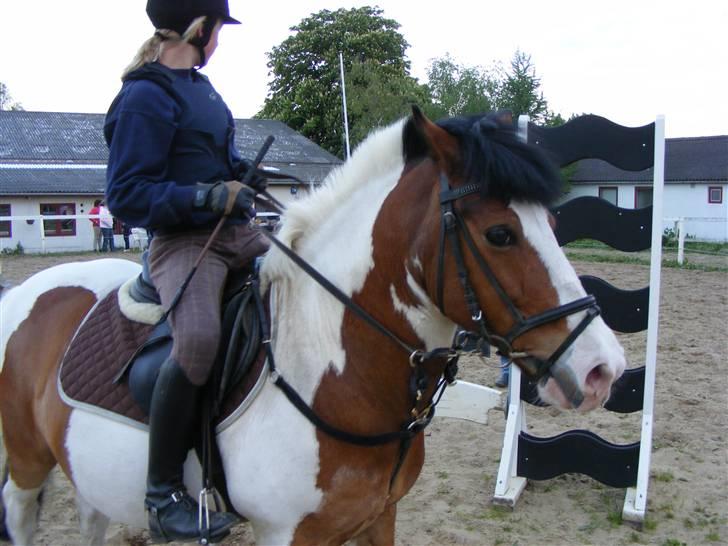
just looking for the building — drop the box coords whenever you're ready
[563,135,728,241]
[0,111,342,253]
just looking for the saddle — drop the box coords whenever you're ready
[59,255,269,430]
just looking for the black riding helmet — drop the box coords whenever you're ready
[146,0,240,67]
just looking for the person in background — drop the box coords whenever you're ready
[99,201,115,252]
[495,355,511,388]
[89,199,102,252]
[122,222,132,252]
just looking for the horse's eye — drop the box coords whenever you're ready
[485,225,515,247]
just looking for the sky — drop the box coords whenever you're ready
[2,0,726,138]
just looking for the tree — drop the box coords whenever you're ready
[425,54,498,119]
[0,82,23,111]
[494,50,550,124]
[345,60,430,150]
[259,7,413,158]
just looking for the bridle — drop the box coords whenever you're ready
[436,172,601,405]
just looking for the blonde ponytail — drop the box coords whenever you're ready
[121,16,208,79]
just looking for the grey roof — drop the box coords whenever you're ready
[0,167,107,195]
[0,111,342,195]
[571,135,728,184]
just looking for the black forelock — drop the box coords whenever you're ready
[436,113,564,205]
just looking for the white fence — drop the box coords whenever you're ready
[0,214,142,254]
[0,212,281,254]
[667,217,727,264]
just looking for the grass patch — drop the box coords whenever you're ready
[566,239,728,255]
[705,532,721,542]
[652,470,675,483]
[485,507,510,521]
[607,509,623,527]
[661,540,686,546]
[565,251,728,272]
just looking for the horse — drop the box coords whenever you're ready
[0,108,626,545]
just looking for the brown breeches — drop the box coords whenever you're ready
[149,223,269,385]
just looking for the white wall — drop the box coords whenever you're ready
[561,183,728,241]
[1,185,316,253]
[1,195,107,253]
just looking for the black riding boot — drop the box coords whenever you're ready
[145,358,238,543]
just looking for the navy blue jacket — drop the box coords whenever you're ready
[104,62,245,230]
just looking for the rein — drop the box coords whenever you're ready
[256,230,459,437]
[435,173,601,406]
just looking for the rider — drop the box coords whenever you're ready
[104,0,268,541]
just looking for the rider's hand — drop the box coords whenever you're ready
[193,181,256,220]
[236,159,267,193]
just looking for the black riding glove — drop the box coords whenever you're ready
[235,159,268,193]
[193,181,256,220]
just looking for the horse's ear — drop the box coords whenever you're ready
[494,110,513,126]
[403,105,459,171]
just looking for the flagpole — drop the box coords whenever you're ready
[339,51,351,159]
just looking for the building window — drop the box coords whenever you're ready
[0,204,10,238]
[635,187,653,209]
[708,186,723,204]
[598,186,618,206]
[41,203,76,237]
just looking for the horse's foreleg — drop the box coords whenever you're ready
[1,426,56,545]
[2,475,45,545]
[76,491,110,546]
[350,503,397,546]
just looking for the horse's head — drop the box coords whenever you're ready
[397,107,626,411]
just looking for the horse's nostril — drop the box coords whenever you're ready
[585,364,612,395]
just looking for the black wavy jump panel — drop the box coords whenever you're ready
[551,196,653,250]
[580,275,649,333]
[604,367,646,413]
[517,430,640,488]
[527,115,655,170]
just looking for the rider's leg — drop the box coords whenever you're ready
[145,230,241,542]
[145,358,237,543]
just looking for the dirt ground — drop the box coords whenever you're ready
[1,250,726,546]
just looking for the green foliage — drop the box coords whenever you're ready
[259,9,562,157]
[345,60,430,151]
[259,6,412,158]
[1,242,24,255]
[425,53,497,119]
[0,82,23,111]
[494,50,551,124]
[663,227,678,246]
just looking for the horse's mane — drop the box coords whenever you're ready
[269,119,406,252]
[405,112,564,205]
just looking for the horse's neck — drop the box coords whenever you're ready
[263,172,401,402]
[264,178,456,414]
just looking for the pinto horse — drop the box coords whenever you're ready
[0,109,626,545]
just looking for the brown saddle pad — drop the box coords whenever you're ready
[59,288,266,428]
